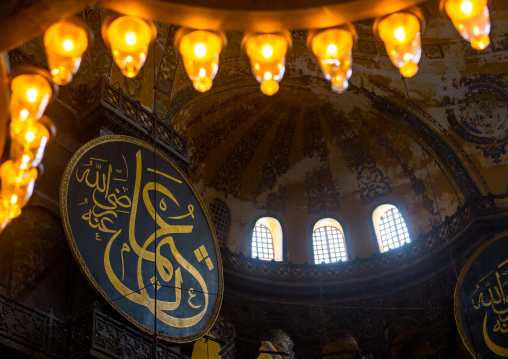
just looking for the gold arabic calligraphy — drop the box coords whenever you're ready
[471,258,508,356]
[75,150,211,328]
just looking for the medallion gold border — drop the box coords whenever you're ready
[453,229,508,359]
[60,135,224,343]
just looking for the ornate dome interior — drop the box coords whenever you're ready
[85,0,508,263]
[1,0,508,357]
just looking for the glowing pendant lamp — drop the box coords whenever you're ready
[243,30,292,96]
[375,9,424,78]
[102,14,156,78]
[441,0,491,50]
[175,29,227,93]
[308,24,357,94]
[44,17,90,85]
[8,67,56,123]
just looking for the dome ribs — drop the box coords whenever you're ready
[256,107,299,197]
[320,104,392,205]
[189,96,264,172]
[303,107,341,214]
[209,102,287,197]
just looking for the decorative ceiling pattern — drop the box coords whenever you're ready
[209,103,284,197]
[302,107,341,214]
[363,118,435,215]
[445,73,508,163]
[8,2,508,261]
[321,105,392,205]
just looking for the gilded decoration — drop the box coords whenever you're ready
[60,135,222,342]
[454,230,508,358]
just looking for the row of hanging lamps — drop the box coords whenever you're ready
[175,29,227,93]
[43,18,89,85]
[1,67,57,229]
[102,14,157,78]
[308,24,356,94]
[442,0,491,50]
[374,9,424,78]
[243,30,292,96]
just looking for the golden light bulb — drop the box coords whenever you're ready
[176,29,226,93]
[194,43,208,58]
[26,88,38,103]
[442,0,490,50]
[44,19,89,85]
[375,11,423,77]
[309,25,356,93]
[243,31,291,96]
[19,110,29,120]
[461,0,474,15]
[104,15,156,78]
[62,40,74,51]
[326,44,338,57]
[394,27,406,42]
[25,131,35,142]
[125,32,137,46]
[9,69,54,123]
[261,44,274,59]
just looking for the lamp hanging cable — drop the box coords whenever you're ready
[402,76,480,358]
[402,76,442,224]
[152,39,158,359]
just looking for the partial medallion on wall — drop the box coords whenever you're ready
[454,230,508,358]
[445,74,508,164]
[60,135,223,342]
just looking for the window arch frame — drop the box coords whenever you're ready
[250,214,287,262]
[370,201,413,254]
[309,215,351,264]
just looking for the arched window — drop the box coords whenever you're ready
[372,204,411,253]
[209,199,231,247]
[312,218,348,264]
[251,217,283,261]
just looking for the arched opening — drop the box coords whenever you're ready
[372,204,411,253]
[251,217,283,261]
[312,218,348,264]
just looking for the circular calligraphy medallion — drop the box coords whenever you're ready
[60,135,223,342]
[454,231,508,358]
[456,84,508,141]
